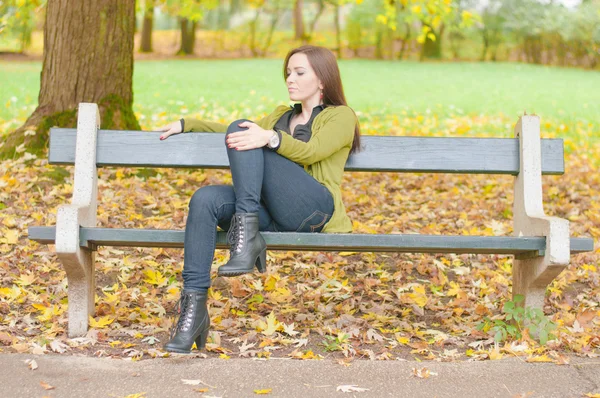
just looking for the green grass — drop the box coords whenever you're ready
[1,59,600,132]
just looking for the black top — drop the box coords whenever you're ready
[271,103,327,150]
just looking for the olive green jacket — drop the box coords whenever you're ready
[184,104,357,233]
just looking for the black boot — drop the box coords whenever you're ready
[218,213,267,276]
[164,290,210,354]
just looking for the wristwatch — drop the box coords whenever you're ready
[267,129,280,149]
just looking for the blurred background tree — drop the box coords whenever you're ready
[1,0,598,66]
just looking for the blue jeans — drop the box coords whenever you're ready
[182,119,335,290]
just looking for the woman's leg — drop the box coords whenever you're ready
[225,119,266,214]
[224,119,334,232]
[182,184,276,290]
[259,147,335,232]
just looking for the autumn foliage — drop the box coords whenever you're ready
[0,110,598,361]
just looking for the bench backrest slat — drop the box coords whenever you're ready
[48,128,565,175]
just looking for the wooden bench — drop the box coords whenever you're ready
[28,103,594,337]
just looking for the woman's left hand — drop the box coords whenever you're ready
[226,121,273,151]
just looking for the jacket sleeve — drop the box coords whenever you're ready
[183,105,289,133]
[183,118,228,133]
[275,106,356,166]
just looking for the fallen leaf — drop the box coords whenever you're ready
[0,332,13,345]
[182,379,201,386]
[40,381,55,390]
[50,340,69,353]
[88,315,114,329]
[489,349,503,360]
[336,385,369,393]
[253,389,272,394]
[526,355,553,363]
[26,359,38,370]
[412,367,437,378]
[181,379,215,388]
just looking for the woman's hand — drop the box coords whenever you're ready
[226,121,273,151]
[158,121,183,140]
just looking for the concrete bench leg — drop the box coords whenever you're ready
[513,115,570,311]
[55,103,100,337]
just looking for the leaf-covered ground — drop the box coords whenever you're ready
[1,108,598,363]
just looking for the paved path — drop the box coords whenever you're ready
[1,353,599,397]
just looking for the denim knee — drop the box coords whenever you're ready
[226,119,253,135]
[189,185,230,217]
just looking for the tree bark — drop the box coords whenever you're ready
[0,0,139,160]
[178,18,196,55]
[140,0,154,53]
[420,24,444,61]
[294,0,305,41]
[334,2,341,59]
[306,0,325,43]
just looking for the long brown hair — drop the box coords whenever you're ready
[283,45,361,154]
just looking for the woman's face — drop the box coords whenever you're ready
[286,53,323,103]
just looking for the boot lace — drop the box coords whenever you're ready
[226,215,245,254]
[170,292,196,338]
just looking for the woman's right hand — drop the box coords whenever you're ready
[158,120,183,140]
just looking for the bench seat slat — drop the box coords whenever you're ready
[48,129,565,175]
[28,226,594,255]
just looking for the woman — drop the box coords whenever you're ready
[158,45,361,354]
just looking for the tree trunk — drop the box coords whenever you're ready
[262,6,284,57]
[140,1,154,53]
[0,0,139,160]
[396,23,411,60]
[306,0,324,43]
[421,25,444,60]
[480,29,489,61]
[294,0,305,41]
[178,18,196,55]
[249,8,261,57]
[375,27,384,60]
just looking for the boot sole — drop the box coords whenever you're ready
[218,248,267,277]
[164,346,193,354]
[217,270,250,277]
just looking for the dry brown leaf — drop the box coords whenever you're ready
[40,381,55,390]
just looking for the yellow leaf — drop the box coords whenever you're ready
[2,217,16,227]
[447,281,462,297]
[396,336,410,345]
[143,269,167,286]
[219,353,230,360]
[301,350,320,360]
[1,229,19,245]
[489,349,503,360]
[32,303,47,311]
[89,315,114,329]
[16,272,36,286]
[260,312,280,336]
[410,285,428,308]
[263,275,279,292]
[0,286,21,300]
[254,389,272,395]
[526,354,553,363]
